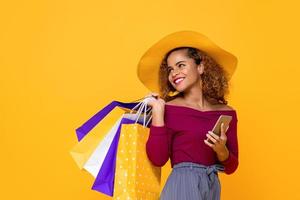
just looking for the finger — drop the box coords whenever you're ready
[221,123,225,133]
[208,131,220,140]
[206,133,218,143]
[204,139,214,147]
[145,97,156,105]
[220,123,228,135]
[151,93,159,98]
[145,93,158,98]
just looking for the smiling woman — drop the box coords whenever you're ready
[159,47,230,103]
[137,31,239,200]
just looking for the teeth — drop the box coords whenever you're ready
[175,78,184,84]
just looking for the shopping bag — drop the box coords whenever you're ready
[91,117,135,196]
[112,99,161,199]
[113,123,161,200]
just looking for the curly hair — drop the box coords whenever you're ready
[159,47,230,105]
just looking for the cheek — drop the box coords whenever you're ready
[186,68,198,78]
[184,72,199,83]
[168,74,173,84]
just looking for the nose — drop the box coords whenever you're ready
[171,68,180,77]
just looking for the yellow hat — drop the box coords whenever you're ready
[137,30,238,93]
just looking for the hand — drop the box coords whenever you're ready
[145,93,165,112]
[204,123,229,160]
[145,93,165,126]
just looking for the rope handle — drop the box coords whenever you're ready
[130,96,156,127]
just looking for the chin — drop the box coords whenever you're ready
[177,83,197,93]
[174,85,187,93]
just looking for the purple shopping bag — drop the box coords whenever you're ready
[75,101,138,141]
[91,117,135,196]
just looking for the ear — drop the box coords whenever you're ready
[197,63,204,75]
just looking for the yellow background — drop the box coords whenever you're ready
[1,0,300,199]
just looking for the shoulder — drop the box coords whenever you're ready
[213,104,237,118]
[216,104,238,121]
[214,104,235,111]
[166,98,235,111]
[165,98,181,106]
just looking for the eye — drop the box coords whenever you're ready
[178,64,185,67]
[167,67,173,73]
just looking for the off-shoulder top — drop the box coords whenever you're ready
[146,104,239,174]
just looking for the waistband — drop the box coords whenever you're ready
[173,162,224,191]
[173,162,225,174]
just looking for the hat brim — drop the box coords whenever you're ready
[137,31,238,93]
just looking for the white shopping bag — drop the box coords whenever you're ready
[83,113,144,177]
[83,116,123,177]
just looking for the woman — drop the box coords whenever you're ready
[137,31,239,200]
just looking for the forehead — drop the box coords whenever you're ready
[166,49,192,65]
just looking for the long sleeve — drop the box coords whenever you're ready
[220,112,239,174]
[146,124,172,167]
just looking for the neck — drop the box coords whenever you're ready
[182,81,209,109]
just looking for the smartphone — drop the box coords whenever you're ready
[207,115,232,144]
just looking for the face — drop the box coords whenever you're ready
[166,49,204,93]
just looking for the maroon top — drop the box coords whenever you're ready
[146,104,239,174]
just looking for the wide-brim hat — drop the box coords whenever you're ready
[137,30,238,93]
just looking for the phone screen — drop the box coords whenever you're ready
[207,115,232,144]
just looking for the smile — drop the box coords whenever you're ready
[174,77,185,85]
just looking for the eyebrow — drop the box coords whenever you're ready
[168,60,186,68]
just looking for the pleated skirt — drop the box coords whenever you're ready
[159,162,225,200]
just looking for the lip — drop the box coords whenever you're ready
[173,77,185,85]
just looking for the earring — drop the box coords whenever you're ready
[167,90,180,97]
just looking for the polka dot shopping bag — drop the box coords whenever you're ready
[113,99,161,200]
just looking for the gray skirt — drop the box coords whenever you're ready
[159,162,225,200]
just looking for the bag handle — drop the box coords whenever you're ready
[130,96,155,127]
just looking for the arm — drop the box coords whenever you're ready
[146,124,172,167]
[145,98,171,167]
[219,112,239,174]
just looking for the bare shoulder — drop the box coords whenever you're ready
[214,104,235,111]
[165,98,182,106]
[165,98,235,112]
